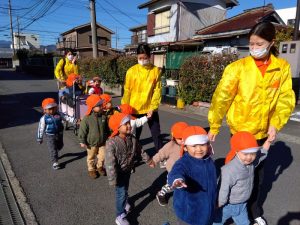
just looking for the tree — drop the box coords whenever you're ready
[274,26,294,50]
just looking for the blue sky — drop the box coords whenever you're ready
[0,0,298,48]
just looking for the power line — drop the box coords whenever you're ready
[97,3,129,29]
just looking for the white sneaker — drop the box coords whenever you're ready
[125,202,131,213]
[115,213,130,225]
[254,217,267,225]
[52,162,61,170]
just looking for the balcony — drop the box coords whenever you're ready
[56,41,76,50]
[131,34,147,45]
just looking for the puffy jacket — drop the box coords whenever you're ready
[208,55,295,139]
[54,58,79,81]
[78,112,109,147]
[121,64,162,114]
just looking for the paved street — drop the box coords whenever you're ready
[0,69,300,225]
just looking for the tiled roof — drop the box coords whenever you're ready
[196,5,278,35]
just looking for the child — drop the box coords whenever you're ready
[168,126,217,225]
[59,73,84,106]
[117,103,151,136]
[105,113,150,225]
[37,98,76,170]
[88,76,103,95]
[148,121,188,206]
[78,94,109,179]
[213,131,271,225]
[100,93,114,118]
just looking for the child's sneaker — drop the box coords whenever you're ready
[125,202,131,214]
[97,167,107,176]
[88,170,98,179]
[115,213,130,225]
[52,162,61,170]
[159,160,167,169]
[156,192,167,206]
[254,217,267,225]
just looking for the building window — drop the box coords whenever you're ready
[287,19,295,27]
[154,10,170,35]
[89,36,108,46]
[282,44,288,53]
[137,30,147,43]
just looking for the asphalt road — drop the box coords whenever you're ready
[0,69,299,225]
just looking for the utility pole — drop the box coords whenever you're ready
[115,27,118,50]
[8,0,15,55]
[293,0,300,40]
[17,16,20,50]
[90,0,98,58]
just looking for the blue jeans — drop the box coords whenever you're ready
[213,203,250,225]
[115,172,131,216]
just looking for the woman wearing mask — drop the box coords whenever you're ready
[55,49,79,88]
[208,22,295,225]
[121,43,163,153]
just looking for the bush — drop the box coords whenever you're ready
[179,54,237,104]
[78,55,137,87]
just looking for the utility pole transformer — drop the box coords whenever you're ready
[8,0,15,55]
[90,0,98,58]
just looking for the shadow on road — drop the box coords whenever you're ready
[58,151,87,168]
[277,211,300,225]
[128,171,168,225]
[0,70,53,80]
[259,141,293,215]
[0,91,58,129]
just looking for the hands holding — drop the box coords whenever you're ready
[147,110,153,119]
[267,125,277,142]
[148,160,155,168]
[208,131,217,142]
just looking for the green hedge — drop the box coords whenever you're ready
[78,56,136,87]
[179,54,237,104]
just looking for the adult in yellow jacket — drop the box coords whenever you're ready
[54,49,79,87]
[208,22,295,225]
[121,44,163,152]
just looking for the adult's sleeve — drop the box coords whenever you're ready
[270,63,295,131]
[150,68,162,110]
[54,59,65,81]
[121,69,131,104]
[208,63,239,135]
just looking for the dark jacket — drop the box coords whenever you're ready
[168,153,217,225]
[105,135,149,186]
[78,112,109,147]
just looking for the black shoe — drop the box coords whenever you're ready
[156,193,168,206]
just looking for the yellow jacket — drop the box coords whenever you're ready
[208,55,295,139]
[121,64,162,114]
[54,58,79,81]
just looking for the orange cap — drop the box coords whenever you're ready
[180,126,209,157]
[42,98,57,109]
[225,131,259,164]
[108,113,131,138]
[66,73,80,87]
[171,122,188,139]
[119,104,134,115]
[85,94,103,115]
[100,94,112,107]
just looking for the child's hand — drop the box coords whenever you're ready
[262,136,273,151]
[172,179,187,189]
[146,112,152,119]
[38,140,43,144]
[148,160,155,168]
[80,143,87,148]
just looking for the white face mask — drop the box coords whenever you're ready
[67,55,74,61]
[249,45,270,59]
[138,59,150,66]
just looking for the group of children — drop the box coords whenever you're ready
[37,76,272,225]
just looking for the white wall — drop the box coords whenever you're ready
[147,0,228,43]
[12,33,40,50]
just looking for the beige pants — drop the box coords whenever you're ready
[86,146,105,171]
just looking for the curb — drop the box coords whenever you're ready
[0,142,38,225]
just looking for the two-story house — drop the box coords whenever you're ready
[125,24,147,55]
[56,22,114,58]
[136,0,238,68]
